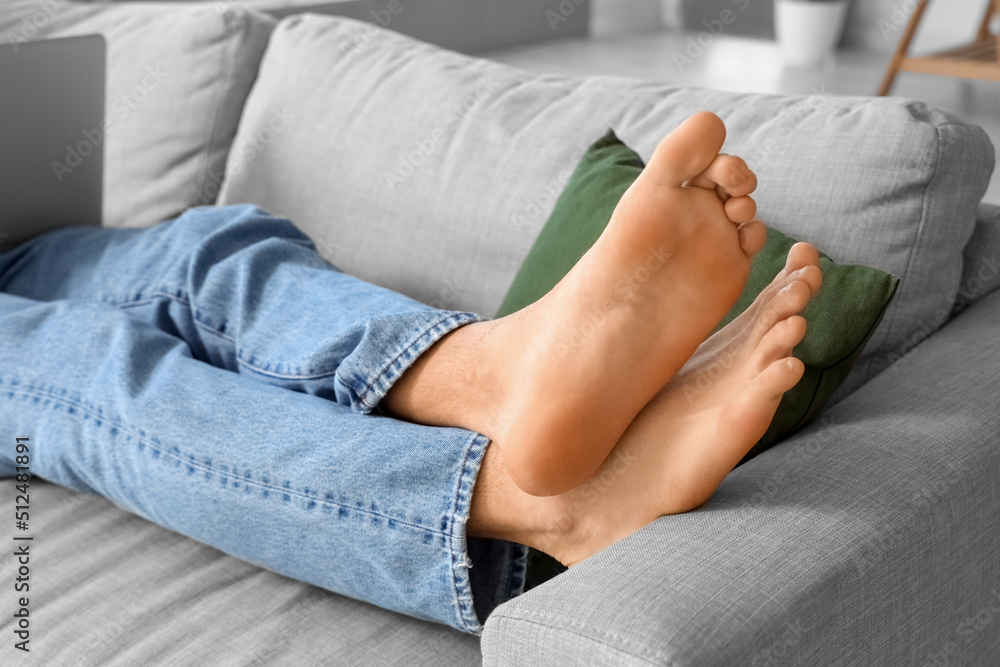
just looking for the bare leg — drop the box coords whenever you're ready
[468,244,822,566]
[383,112,767,496]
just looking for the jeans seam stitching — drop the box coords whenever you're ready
[117,290,241,347]
[234,359,339,381]
[147,289,241,346]
[1,381,447,538]
[449,432,489,633]
[144,289,340,379]
[356,312,479,410]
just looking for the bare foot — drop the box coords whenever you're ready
[467,245,822,566]
[385,112,765,496]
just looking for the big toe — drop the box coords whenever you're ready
[645,111,727,187]
[770,243,822,295]
[785,242,820,274]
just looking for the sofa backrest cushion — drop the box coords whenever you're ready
[0,1,275,228]
[218,14,994,396]
[953,203,1000,316]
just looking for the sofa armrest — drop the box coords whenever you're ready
[482,291,1000,666]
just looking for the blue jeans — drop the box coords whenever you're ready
[0,205,526,634]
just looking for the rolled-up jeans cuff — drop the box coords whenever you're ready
[451,433,529,634]
[336,310,483,413]
[332,307,528,632]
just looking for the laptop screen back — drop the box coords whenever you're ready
[0,34,105,248]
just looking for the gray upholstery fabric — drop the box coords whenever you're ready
[0,478,482,666]
[0,1,275,227]
[66,0,590,52]
[482,289,1000,666]
[243,0,591,52]
[953,202,1000,315]
[218,13,993,397]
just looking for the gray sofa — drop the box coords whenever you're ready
[67,0,590,52]
[1,2,999,665]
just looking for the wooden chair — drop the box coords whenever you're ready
[879,0,1000,95]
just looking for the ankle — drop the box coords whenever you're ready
[525,500,590,567]
[381,319,504,434]
[468,443,581,564]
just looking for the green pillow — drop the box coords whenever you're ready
[497,130,899,461]
[507,130,899,590]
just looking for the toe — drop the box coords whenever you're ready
[755,315,807,368]
[753,356,805,399]
[645,111,727,187]
[738,220,767,257]
[685,154,758,199]
[772,263,822,297]
[757,255,823,305]
[753,281,812,338]
[792,264,823,296]
[725,195,757,223]
[785,242,820,273]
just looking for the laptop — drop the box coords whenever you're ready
[0,34,105,249]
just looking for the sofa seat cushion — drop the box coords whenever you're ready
[0,478,482,665]
[218,13,993,396]
[0,1,275,228]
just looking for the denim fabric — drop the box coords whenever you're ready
[0,205,526,634]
